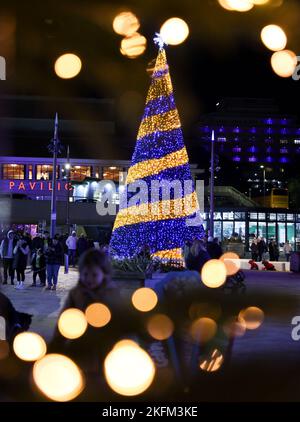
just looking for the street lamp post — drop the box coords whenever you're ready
[49,113,59,238]
[260,165,266,207]
[65,145,71,234]
[209,130,215,238]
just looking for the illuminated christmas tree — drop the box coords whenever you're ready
[110,41,204,262]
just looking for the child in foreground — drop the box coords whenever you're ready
[61,248,117,311]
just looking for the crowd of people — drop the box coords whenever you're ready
[0,229,95,290]
[184,236,223,272]
[250,236,293,262]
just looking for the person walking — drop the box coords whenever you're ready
[258,237,267,262]
[45,234,63,291]
[283,240,293,262]
[13,237,30,289]
[0,230,17,285]
[250,238,259,262]
[66,231,77,267]
[77,234,89,258]
[185,239,210,272]
[207,236,223,259]
[31,248,46,287]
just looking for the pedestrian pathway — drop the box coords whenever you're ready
[0,267,78,340]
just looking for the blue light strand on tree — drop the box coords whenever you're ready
[110,47,204,262]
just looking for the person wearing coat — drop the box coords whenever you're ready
[31,248,46,287]
[45,234,63,291]
[77,234,89,258]
[13,238,30,289]
[0,230,17,285]
[250,239,259,262]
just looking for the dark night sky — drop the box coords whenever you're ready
[1,0,300,160]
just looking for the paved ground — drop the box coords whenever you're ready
[1,268,300,363]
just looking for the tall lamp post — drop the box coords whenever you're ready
[260,165,266,207]
[209,130,215,238]
[65,145,71,233]
[48,113,61,238]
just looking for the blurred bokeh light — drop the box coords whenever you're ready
[199,349,224,372]
[147,314,174,340]
[131,287,158,312]
[271,49,297,77]
[223,316,247,338]
[58,308,88,339]
[54,53,82,79]
[112,11,140,36]
[219,0,254,12]
[160,17,189,46]
[120,33,147,58]
[13,332,46,362]
[190,317,217,343]
[201,259,227,288]
[220,252,240,276]
[104,340,155,396]
[33,354,84,402]
[261,25,287,51]
[85,303,111,328]
[239,306,264,329]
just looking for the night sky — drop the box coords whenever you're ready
[1,0,300,161]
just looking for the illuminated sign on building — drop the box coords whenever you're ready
[2,180,72,193]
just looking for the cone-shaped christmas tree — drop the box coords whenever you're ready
[110,44,204,262]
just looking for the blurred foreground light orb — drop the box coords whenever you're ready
[201,259,227,288]
[252,0,270,4]
[147,314,174,340]
[271,50,297,77]
[33,354,84,402]
[223,317,246,338]
[199,349,224,372]
[220,252,240,275]
[13,332,46,362]
[191,317,217,343]
[239,306,264,330]
[54,53,82,79]
[85,303,111,328]
[160,18,189,46]
[112,11,140,37]
[131,287,158,312]
[104,341,155,396]
[120,33,147,58]
[261,25,287,51]
[226,0,254,11]
[218,0,234,10]
[58,308,87,339]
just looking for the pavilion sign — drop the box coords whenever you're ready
[1,180,73,194]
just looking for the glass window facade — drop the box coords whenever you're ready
[70,166,91,181]
[36,165,58,180]
[103,166,124,182]
[3,164,25,179]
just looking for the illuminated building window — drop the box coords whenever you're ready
[232,146,241,153]
[248,146,257,153]
[3,164,25,179]
[280,147,288,154]
[103,166,124,182]
[280,139,288,144]
[294,140,300,144]
[217,137,226,142]
[36,165,58,180]
[70,166,91,181]
[248,156,257,162]
[28,165,33,180]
